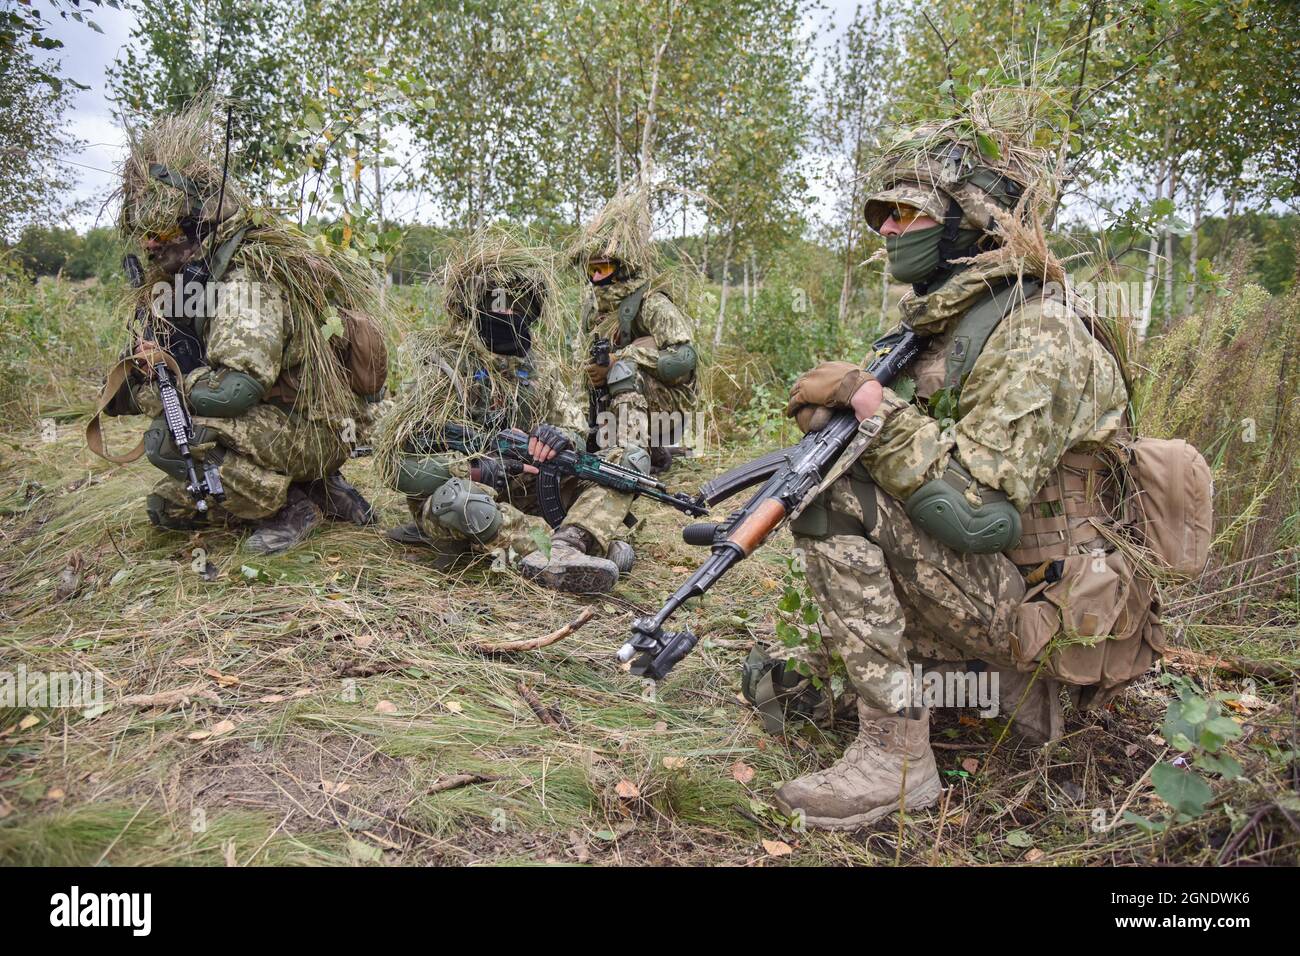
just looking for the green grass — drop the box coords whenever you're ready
[0,277,1296,866]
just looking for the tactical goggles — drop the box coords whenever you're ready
[886,204,926,229]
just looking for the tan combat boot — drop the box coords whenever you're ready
[773,701,942,829]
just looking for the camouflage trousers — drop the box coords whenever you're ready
[413,446,635,561]
[595,368,696,466]
[791,462,1026,713]
[148,403,352,519]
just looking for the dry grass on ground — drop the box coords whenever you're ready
[1,405,1296,866]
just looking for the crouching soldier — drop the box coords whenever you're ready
[772,108,1177,830]
[378,228,635,593]
[88,98,386,553]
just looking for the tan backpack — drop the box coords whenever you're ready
[1122,437,1214,579]
[330,308,389,399]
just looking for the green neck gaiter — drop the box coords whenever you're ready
[885,224,944,284]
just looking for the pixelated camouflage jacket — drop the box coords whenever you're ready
[859,260,1128,511]
[583,275,696,399]
[133,265,361,421]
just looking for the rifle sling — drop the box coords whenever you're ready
[85,348,187,465]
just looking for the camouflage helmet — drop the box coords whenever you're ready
[864,128,1035,237]
[118,96,244,241]
[864,91,1060,236]
[567,179,656,278]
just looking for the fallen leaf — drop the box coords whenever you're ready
[347,837,383,863]
[958,715,982,728]
[176,656,205,667]
[1006,829,1034,848]
[615,779,640,799]
[761,839,793,857]
[204,668,239,687]
[444,701,463,714]
[321,780,351,796]
[291,688,314,698]
[0,800,12,819]
[223,840,238,867]
[18,714,40,731]
[374,700,398,714]
[187,730,212,741]
[663,756,686,770]
[653,721,668,733]
[760,577,779,590]
[961,757,980,774]
[1124,743,1140,758]
[351,633,374,649]
[731,761,756,784]
[46,787,66,801]
[211,719,236,737]
[258,694,287,704]
[1024,848,1045,863]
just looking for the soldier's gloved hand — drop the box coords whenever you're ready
[528,423,572,464]
[785,361,877,433]
[586,360,611,388]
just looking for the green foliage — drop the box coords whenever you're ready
[1125,674,1244,832]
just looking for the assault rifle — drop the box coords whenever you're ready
[124,254,225,513]
[436,423,708,528]
[617,327,926,680]
[586,335,612,452]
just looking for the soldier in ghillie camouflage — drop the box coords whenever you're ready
[91,98,385,554]
[772,95,1158,830]
[376,228,636,593]
[569,182,699,477]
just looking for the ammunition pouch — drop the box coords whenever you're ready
[655,343,697,385]
[605,358,639,397]
[188,368,264,417]
[394,453,454,498]
[428,477,502,544]
[905,460,1020,554]
[740,647,830,734]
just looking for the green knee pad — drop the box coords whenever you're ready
[428,477,502,544]
[622,445,651,475]
[655,343,697,385]
[605,358,639,397]
[189,369,265,417]
[394,453,453,497]
[905,464,1021,554]
[144,417,217,481]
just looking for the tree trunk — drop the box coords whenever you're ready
[1136,138,1171,342]
[638,2,678,181]
[614,65,623,187]
[742,254,750,315]
[1185,171,1203,317]
[1163,165,1178,326]
[713,224,736,349]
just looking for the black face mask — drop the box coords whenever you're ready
[473,311,531,356]
[474,290,540,356]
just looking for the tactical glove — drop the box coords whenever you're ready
[586,360,611,387]
[528,423,572,462]
[785,361,875,433]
